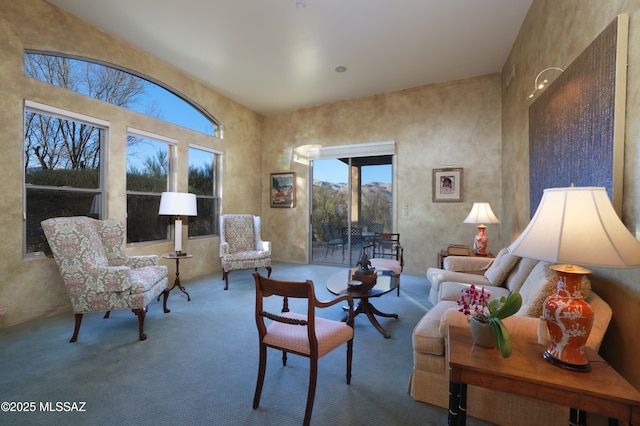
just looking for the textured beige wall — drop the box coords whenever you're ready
[261,76,503,274]
[501,0,640,387]
[0,0,263,326]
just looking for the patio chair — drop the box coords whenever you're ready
[366,232,403,296]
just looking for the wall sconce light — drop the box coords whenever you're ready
[528,67,564,99]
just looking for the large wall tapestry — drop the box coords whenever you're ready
[528,15,628,216]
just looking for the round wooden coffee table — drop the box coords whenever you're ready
[327,268,399,338]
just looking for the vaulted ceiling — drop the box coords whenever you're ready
[47,0,533,115]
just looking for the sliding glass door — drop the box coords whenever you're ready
[310,155,393,266]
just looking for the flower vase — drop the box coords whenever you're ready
[470,317,495,348]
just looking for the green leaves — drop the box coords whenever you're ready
[489,317,513,358]
[488,291,521,358]
[489,291,522,320]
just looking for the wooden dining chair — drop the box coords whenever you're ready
[252,272,354,426]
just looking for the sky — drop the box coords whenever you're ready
[312,159,391,184]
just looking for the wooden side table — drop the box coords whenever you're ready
[447,326,640,425]
[162,253,192,301]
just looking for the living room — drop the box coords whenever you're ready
[1,0,640,424]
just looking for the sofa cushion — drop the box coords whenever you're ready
[516,261,556,317]
[503,256,539,293]
[483,248,520,286]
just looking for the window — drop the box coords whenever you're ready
[188,147,221,237]
[25,51,222,138]
[24,102,106,255]
[126,130,174,244]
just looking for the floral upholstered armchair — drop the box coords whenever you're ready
[219,214,272,290]
[41,216,169,342]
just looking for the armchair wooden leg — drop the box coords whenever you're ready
[103,311,111,318]
[70,313,83,343]
[222,271,230,290]
[162,289,170,313]
[132,308,147,341]
[266,266,272,278]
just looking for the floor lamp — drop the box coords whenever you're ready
[159,192,198,256]
[508,187,640,371]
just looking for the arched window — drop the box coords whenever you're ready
[24,51,221,137]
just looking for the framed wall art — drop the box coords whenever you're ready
[432,168,463,202]
[270,172,296,208]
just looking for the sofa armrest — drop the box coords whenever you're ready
[439,281,511,302]
[444,255,495,273]
[96,266,132,293]
[439,308,542,342]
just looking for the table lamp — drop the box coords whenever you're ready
[508,186,640,371]
[463,202,500,255]
[159,191,197,256]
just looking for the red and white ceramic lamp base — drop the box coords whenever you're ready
[543,264,594,372]
[473,225,489,255]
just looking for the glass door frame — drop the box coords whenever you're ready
[308,142,397,266]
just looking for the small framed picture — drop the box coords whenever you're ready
[432,168,463,202]
[270,172,296,208]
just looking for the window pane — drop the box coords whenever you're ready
[127,136,168,192]
[126,194,170,244]
[188,147,214,196]
[189,198,218,237]
[25,52,220,137]
[188,147,219,237]
[24,106,104,255]
[26,188,100,255]
[24,111,101,189]
[126,136,170,243]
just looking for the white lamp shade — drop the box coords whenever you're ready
[463,202,500,225]
[508,187,640,268]
[158,192,198,216]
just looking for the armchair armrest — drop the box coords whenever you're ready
[259,241,272,255]
[96,266,132,293]
[444,255,494,273]
[316,295,354,326]
[124,255,158,268]
[220,242,230,257]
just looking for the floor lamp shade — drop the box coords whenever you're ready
[463,202,500,255]
[159,192,198,255]
[508,187,640,371]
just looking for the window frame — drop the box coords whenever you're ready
[23,100,109,257]
[126,127,177,246]
[188,145,222,238]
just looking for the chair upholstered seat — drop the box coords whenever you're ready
[41,216,169,342]
[263,312,354,358]
[219,214,272,289]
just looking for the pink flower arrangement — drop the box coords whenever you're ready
[457,284,491,323]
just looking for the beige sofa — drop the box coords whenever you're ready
[409,249,613,426]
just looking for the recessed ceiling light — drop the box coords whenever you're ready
[334,66,347,73]
[295,0,306,8]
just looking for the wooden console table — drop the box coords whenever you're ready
[447,326,640,425]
